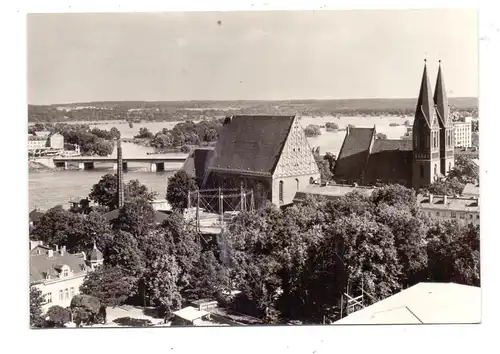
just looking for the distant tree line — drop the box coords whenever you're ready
[134,119,224,150]
[28,99,478,123]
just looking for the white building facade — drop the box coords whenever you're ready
[453,117,472,148]
[30,242,103,312]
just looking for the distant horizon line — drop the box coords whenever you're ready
[29,96,479,107]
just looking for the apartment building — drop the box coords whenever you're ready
[30,242,103,312]
[417,194,479,226]
[453,117,472,148]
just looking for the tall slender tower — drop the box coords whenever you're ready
[412,59,441,189]
[117,138,124,208]
[434,60,455,175]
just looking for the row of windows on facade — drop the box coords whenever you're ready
[278,177,316,202]
[426,210,479,220]
[43,287,76,304]
[415,131,453,149]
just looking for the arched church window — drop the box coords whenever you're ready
[449,162,452,172]
[434,164,437,177]
[279,181,284,203]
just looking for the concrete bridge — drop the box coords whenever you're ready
[52,154,188,172]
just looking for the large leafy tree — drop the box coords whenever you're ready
[424,178,465,196]
[30,287,44,328]
[374,204,428,287]
[112,199,157,237]
[321,215,402,305]
[426,220,480,286]
[157,212,201,289]
[89,174,157,211]
[166,170,198,210]
[105,230,145,281]
[45,306,71,327]
[141,234,182,317]
[448,155,479,184]
[184,250,231,301]
[30,207,113,253]
[80,265,135,307]
[224,204,284,317]
[70,295,102,326]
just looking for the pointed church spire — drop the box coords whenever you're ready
[117,138,124,208]
[416,59,435,126]
[434,60,450,127]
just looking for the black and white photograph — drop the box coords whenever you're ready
[27,8,480,329]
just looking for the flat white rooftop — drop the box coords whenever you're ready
[335,282,481,325]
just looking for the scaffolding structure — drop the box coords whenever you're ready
[186,186,255,233]
[339,278,378,320]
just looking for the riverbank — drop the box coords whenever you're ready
[29,160,54,172]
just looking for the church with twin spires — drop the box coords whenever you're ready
[333,60,455,189]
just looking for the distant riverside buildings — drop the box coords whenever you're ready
[28,131,64,152]
[29,241,103,312]
[453,116,473,148]
[333,60,455,189]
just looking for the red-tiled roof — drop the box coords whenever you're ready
[206,115,295,176]
[333,127,375,181]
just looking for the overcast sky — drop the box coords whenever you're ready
[27,10,478,105]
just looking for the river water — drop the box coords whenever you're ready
[29,115,413,211]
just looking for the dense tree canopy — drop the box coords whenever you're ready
[325,122,339,131]
[166,170,198,210]
[30,287,44,328]
[45,306,71,327]
[30,206,113,253]
[448,155,479,184]
[80,265,136,307]
[89,173,158,211]
[376,133,387,140]
[304,124,322,137]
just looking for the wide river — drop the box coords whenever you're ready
[29,115,413,210]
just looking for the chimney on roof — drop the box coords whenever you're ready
[48,249,54,258]
[60,245,66,256]
[117,138,124,209]
[346,125,350,136]
[55,245,59,252]
[429,194,434,203]
[443,195,448,204]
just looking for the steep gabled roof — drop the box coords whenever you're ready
[206,115,295,175]
[415,61,435,128]
[434,61,450,128]
[333,127,375,180]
